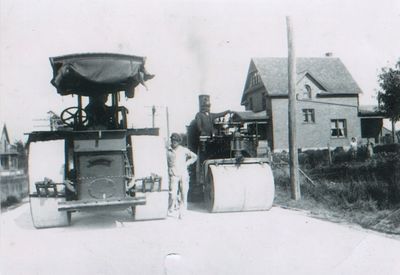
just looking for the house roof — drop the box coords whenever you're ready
[1,124,10,143]
[0,124,18,155]
[358,105,384,117]
[242,57,362,103]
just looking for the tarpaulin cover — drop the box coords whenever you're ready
[49,53,154,96]
[231,110,268,122]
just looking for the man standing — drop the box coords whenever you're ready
[167,133,197,219]
[195,94,230,136]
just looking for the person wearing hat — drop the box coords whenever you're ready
[167,133,198,219]
[195,95,231,136]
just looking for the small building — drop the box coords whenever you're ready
[0,124,19,174]
[241,57,376,151]
[1,124,28,204]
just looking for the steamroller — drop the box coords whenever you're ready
[187,96,275,213]
[27,53,169,228]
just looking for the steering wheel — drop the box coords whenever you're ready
[60,107,88,128]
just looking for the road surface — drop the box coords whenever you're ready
[1,201,399,275]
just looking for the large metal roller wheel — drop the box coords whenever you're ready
[28,140,71,228]
[130,136,169,220]
[30,197,71,229]
[206,163,274,213]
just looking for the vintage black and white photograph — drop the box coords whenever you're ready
[1,0,399,274]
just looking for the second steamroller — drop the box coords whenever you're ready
[187,95,275,213]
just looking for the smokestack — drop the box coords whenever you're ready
[198,94,211,111]
[325,52,333,57]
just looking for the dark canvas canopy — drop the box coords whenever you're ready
[50,53,154,97]
[232,111,268,123]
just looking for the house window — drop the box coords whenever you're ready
[262,94,267,110]
[248,97,253,110]
[303,85,312,99]
[1,156,9,169]
[250,72,260,87]
[302,109,315,123]
[331,119,347,138]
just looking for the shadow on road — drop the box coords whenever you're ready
[187,202,209,213]
[9,201,211,231]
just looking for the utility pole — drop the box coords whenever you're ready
[286,16,301,200]
[145,105,170,140]
[152,105,156,128]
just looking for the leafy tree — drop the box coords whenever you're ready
[378,60,400,143]
[14,140,28,172]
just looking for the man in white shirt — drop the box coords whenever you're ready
[167,133,198,219]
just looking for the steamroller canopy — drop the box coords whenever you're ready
[49,53,154,96]
[231,110,268,122]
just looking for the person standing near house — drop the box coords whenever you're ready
[167,133,198,219]
[350,137,358,159]
[367,140,374,158]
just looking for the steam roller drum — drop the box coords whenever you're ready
[28,140,71,228]
[130,136,169,220]
[206,162,274,213]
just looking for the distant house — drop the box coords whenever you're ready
[241,57,375,151]
[0,124,19,173]
[1,124,27,204]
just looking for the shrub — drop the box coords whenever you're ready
[374,143,400,154]
[273,152,400,210]
[1,196,19,208]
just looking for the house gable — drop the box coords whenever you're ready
[296,72,327,100]
[241,60,266,108]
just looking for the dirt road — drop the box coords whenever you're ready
[1,201,399,275]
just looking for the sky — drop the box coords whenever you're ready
[1,0,399,142]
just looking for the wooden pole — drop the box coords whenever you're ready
[328,143,332,165]
[286,16,301,200]
[152,105,156,128]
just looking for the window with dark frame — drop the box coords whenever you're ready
[302,109,315,123]
[262,95,267,110]
[304,84,312,99]
[250,72,260,87]
[1,156,9,169]
[331,119,347,138]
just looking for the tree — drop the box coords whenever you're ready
[378,60,400,143]
[14,140,28,172]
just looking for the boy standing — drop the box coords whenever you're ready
[167,133,197,219]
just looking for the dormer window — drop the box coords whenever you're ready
[250,72,260,87]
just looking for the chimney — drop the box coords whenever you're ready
[325,52,333,57]
[199,94,211,111]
